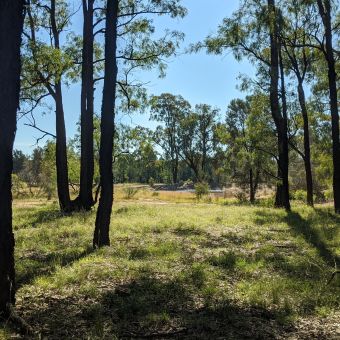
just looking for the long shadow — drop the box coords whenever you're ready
[253,208,339,267]
[284,211,339,267]
[16,245,93,288]
[19,276,293,339]
[14,208,67,230]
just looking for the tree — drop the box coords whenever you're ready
[93,0,119,248]
[221,96,272,203]
[75,0,95,211]
[177,104,219,182]
[0,0,25,317]
[280,5,315,206]
[23,0,76,212]
[316,0,340,213]
[150,93,191,184]
[268,0,290,210]
[13,150,27,174]
[199,0,290,209]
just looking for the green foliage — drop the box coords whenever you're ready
[194,182,209,199]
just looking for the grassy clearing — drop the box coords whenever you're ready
[1,199,339,339]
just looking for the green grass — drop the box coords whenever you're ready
[2,200,339,339]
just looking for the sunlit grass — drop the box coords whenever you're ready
[3,198,339,338]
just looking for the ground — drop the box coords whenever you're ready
[1,195,339,339]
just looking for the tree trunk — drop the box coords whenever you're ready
[51,0,71,212]
[249,168,255,203]
[297,81,314,207]
[76,0,95,211]
[0,0,24,317]
[93,0,119,248]
[317,0,340,213]
[55,84,71,211]
[268,0,290,211]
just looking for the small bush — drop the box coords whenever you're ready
[148,177,155,188]
[123,186,139,199]
[194,182,209,200]
[293,190,307,202]
[234,191,248,204]
[324,189,333,202]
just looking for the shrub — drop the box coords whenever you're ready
[123,186,139,199]
[194,182,209,199]
[148,177,155,188]
[293,190,307,202]
[234,191,248,204]
[324,189,333,202]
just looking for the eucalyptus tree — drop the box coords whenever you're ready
[278,1,321,206]
[93,0,119,248]
[221,95,274,203]
[22,0,76,212]
[177,104,219,182]
[93,0,186,247]
[150,93,191,184]
[198,0,290,209]
[315,0,340,213]
[76,0,186,210]
[0,0,25,317]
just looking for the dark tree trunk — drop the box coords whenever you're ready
[55,84,71,211]
[93,0,119,248]
[249,168,255,204]
[172,156,178,184]
[317,0,340,213]
[75,0,95,211]
[51,0,71,212]
[268,0,290,211]
[297,81,314,207]
[0,0,24,317]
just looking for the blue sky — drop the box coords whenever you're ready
[15,0,255,154]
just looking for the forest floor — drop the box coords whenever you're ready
[1,198,339,339]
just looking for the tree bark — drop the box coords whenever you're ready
[268,0,290,211]
[51,0,71,212]
[93,0,119,248]
[55,84,71,211]
[249,168,255,203]
[297,81,314,207]
[75,0,95,211]
[0,0,24,317]
[317,0,340,213]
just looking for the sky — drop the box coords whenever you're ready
[15,0,255,154]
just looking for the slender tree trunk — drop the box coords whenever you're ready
[297,81,314,206]
[268,0,290,211]
[317,0,340,213]
[51,0,71,212]
[93,0,119,248]
[172,156,178,184]
[76,0,95,210]
[55,84,71,211]
[0,0,24,317]
[249,168,255,203]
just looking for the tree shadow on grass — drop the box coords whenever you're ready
[14,208,67,230]
[16,245,93,288]
[18,276,293,339]
[254,209,339,267]
[284,211,339,267]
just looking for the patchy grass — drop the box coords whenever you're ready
[1,200,339,339]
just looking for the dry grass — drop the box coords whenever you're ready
[0,198,338,339]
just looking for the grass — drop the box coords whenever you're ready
[1,198,339,339]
